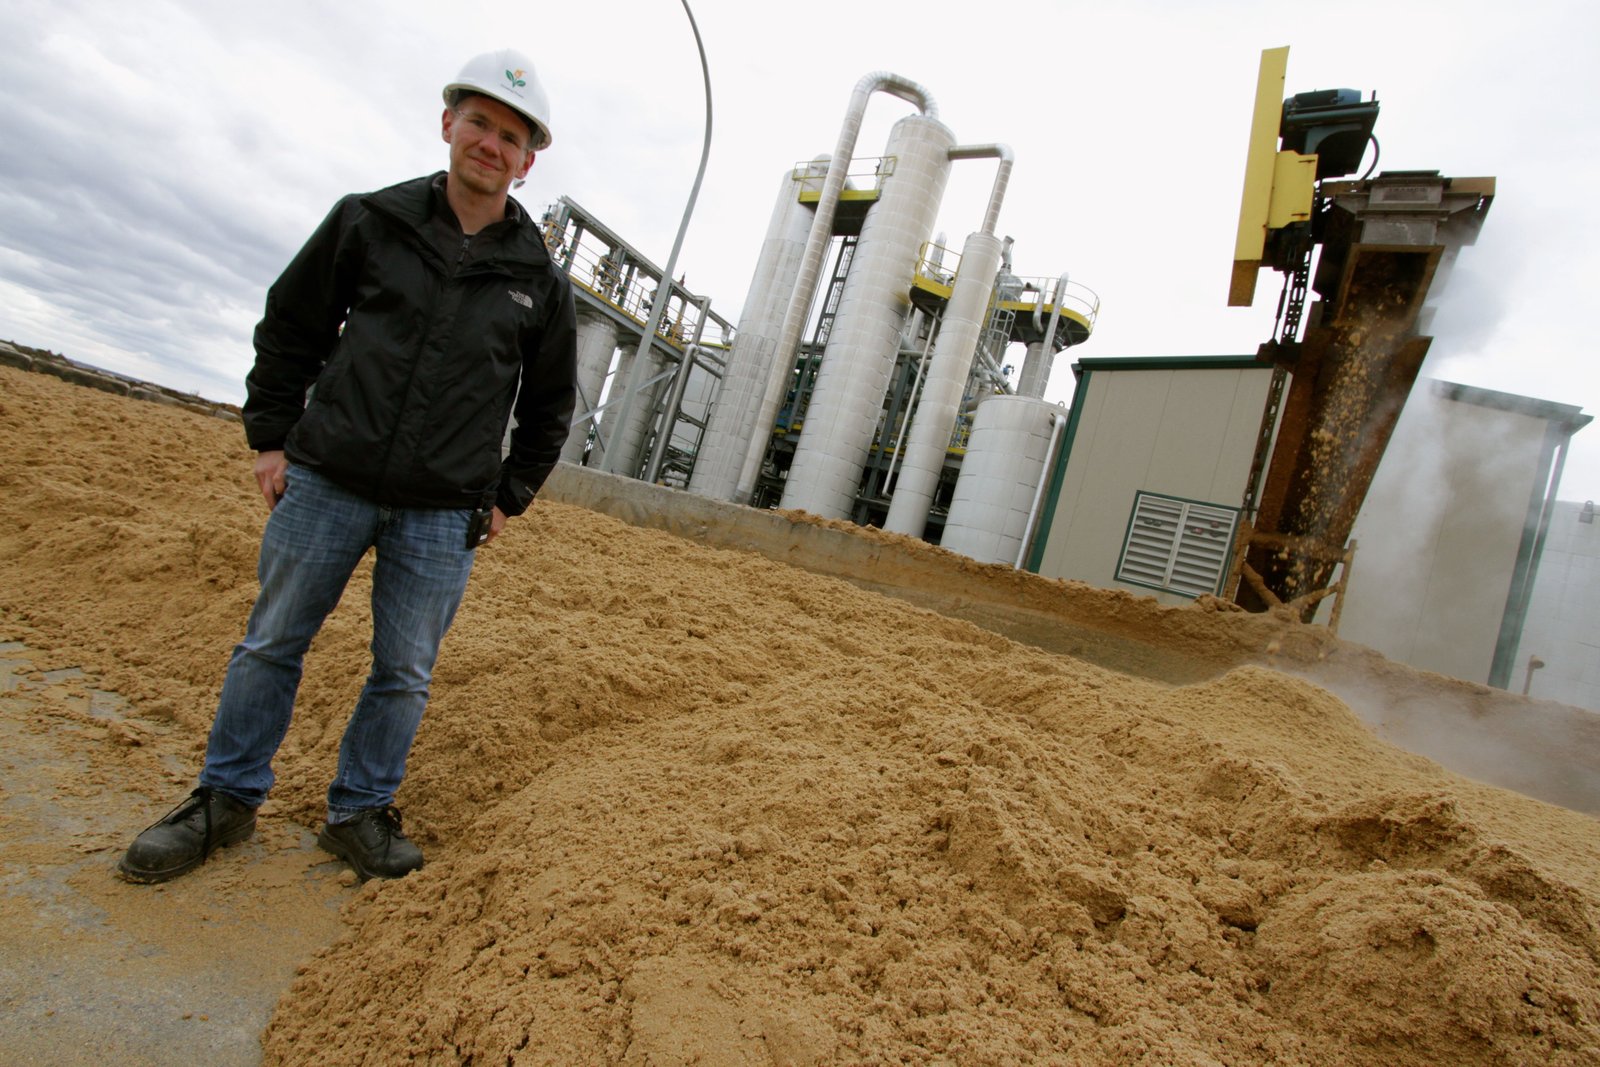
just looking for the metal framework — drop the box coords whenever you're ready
[540,197,735,479]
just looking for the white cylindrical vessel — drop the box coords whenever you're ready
[690,162,824,500]
[611,347,662,476]
[780,113,954,519]
[883,229,1003,537]
[1016,271,1072,399]
[941,394,1063,565]
[601,345,665,478]
[562,307,621,464]
[1016,340,1052,399]
[731,72,940,505]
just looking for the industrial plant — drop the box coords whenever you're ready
[533,50,1594,709]
[4,35,1599,1066]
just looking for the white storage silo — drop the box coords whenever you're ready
[941,394,1065,565]
[595,345,665,476]
[1015,274,1075,399]
[1015,340,1052,399]
[561,306,620,465]
[690,161,824,500]
[883,228,1004,537]
[780,112,955,519]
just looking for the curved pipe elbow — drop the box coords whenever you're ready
[854,71,938,119]
[946,143,1014,163]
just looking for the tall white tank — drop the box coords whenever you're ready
[941,394,1064,565]
[689,162,824,500]
[780,113,955,519]
[883,228,1003,537]
[1015,340,1052,399]
[1016,273,1078,399]
[561,306,620,465]
[595,345,665,477]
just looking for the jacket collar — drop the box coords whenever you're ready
[361,173,551,271]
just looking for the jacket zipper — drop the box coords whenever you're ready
[374,239,466,500]
[354,189,545,502]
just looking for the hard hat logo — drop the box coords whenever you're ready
[505,70,527,89]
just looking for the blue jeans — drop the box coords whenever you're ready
[199,464,477,822]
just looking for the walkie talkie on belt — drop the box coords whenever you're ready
[465,506,494,549]
[465,487,497,550]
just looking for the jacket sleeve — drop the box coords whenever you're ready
[496,268,579,516]
[242,196,363,452]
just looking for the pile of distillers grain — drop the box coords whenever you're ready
[2,365,1596,1066]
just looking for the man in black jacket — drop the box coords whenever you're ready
[119,49,577,884]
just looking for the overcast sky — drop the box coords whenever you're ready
[3,0,1597,502]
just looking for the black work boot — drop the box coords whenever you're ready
[118,787,258,883]
[317,807,424,882]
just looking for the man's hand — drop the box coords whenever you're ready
[485,506,509,544]
[254,450,288,510]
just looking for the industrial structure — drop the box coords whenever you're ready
[1222,46,1497,619]
[539,197,735,488]
[1517,499,1600,710]
[540,57,1591,700]
[1027,48,1506,613]
[1018,48,1590,697]
[556,72,1097,550]
[1027,354,1278,600]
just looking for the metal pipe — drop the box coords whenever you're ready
[881,324,939,493]
[1046,273,1068,345]
[1039,271,1069,359]
[602,0,712,475]
[731,71,938,502]
[1015,411,1065,569]
[972,343,1007,383]
[1522,655,1546,696]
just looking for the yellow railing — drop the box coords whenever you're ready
[998,273,1100,329]
[913,240,960,290]
[791,155,897,193]
[912,242,1100,328]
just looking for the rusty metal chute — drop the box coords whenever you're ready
[1226,48,1495,618]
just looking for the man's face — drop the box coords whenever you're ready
[442,95,536,198]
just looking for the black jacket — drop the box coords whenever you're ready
[242,173,577,516]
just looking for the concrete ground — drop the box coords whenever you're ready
[0,646,349,1066]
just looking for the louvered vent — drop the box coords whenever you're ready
[1116,492,1240,598]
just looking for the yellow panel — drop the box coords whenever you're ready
[797,188,880,204]
[1230,46,1290,307]
[1268,151,1317,228]
[996,302,1091,332]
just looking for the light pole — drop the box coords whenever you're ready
[601,0,712,477]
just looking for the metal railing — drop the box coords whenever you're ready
[998,272,1100,330]
[914,242,1101,330]
[790,155,897,191]
[540,222,732,349]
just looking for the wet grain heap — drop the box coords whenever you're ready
[1,365,1596,1065]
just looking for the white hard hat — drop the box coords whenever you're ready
[443,49,553,151]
